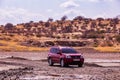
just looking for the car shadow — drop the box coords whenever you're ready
[51,64,84,68]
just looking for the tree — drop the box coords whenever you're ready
[47,18,53,22]
[96,17,104,22]
[91,21,96,28]
[61,15,67,21]
[45,22,50,27]
[24,23,31,28]
[29,21,34,23]
[4,23,14,30]
[73,16,84,21]
[112,18,119,24]
[39,20,43,23]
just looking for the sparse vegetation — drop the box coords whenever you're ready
[0,40,49,52]
[0,16,120,52]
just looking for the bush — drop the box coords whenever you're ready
[116,35,120,43]
[107,41,113,47]
[4,23,14,30]
[82,32,99,38]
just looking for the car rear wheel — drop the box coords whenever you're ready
[48,58,54,66]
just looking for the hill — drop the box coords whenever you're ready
[0,16,120,52]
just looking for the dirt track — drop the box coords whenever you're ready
[0,52,120,80]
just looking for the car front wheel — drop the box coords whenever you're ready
[78,63,83,67]
[48,58,54,66]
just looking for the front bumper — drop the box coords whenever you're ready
[64,58,84,65]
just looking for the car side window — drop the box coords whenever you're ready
[50,48,54,53]
[50,48,59,54]
[54,48,59,54]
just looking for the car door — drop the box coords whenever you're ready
[51,48,60,63]
[49,48,58,62]
[49,48,55,62]
[54,48,61,63]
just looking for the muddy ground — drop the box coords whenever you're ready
[0,51,120,80]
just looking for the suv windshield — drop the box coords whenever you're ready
[61,48,78,53]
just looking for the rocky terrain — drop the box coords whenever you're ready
[0,50,120,80]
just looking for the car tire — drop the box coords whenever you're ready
[48,58,54,66]
[60,59,66,67]
[78,63,83,67]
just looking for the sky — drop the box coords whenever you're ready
[0,0,120,25]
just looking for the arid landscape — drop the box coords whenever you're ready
[0,16,120,80]
[0,0,120,80]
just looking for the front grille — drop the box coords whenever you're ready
[71,56,80,59]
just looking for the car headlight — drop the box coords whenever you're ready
[66,55,71,58]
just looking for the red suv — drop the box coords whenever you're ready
[48,46,84,67]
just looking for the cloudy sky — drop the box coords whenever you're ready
[0,0,120,25]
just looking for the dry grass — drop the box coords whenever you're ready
[0,40,49,52]
[0,40,120,52]
[74,47,120,53]
[94,47,120,53]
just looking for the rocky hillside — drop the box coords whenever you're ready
[0,16,120,47]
